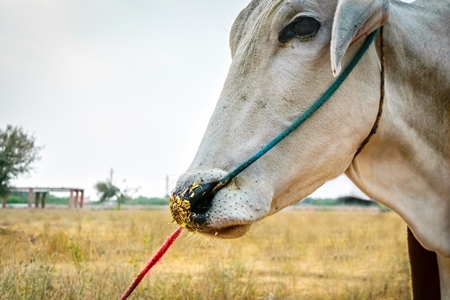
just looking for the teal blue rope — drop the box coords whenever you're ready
[215,30,378,189]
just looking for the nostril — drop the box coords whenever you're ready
[181,181,218,214]
[193,213,207,225]
[171,179,225,230]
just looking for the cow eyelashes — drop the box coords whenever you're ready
[278,16,320,43]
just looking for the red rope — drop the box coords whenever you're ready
[119,226,183,300]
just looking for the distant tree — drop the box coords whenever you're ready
[94,168,119,202]
[0,125,41,198]
[94,168,139,209]
[115,182,140,210]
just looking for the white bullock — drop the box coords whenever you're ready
[170,0,450,298]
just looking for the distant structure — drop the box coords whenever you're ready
[336,196,376,206]
[2,187,85,209]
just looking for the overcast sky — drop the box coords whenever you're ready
[0,0,369,200]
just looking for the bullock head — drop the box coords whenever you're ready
[171,0,389,238]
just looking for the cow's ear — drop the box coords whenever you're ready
[331,0,389,76]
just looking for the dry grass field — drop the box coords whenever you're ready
[0,209,410,299]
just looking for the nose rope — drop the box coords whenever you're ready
[213,29,380,193]
[170,29,381,231]
[354,26,384,156]
[123,28,383,300]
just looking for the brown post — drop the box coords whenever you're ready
[75,190,79,208]
[35,192,40,208]
[69,189,74,208]
[28,188,33,208]
[2,196,6,209]
[41,192,47,209]
[80,190,84,208]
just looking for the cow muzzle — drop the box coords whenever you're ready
[169,181,218,232]
[170,168,272,238]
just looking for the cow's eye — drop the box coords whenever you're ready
[278,16,320,43]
